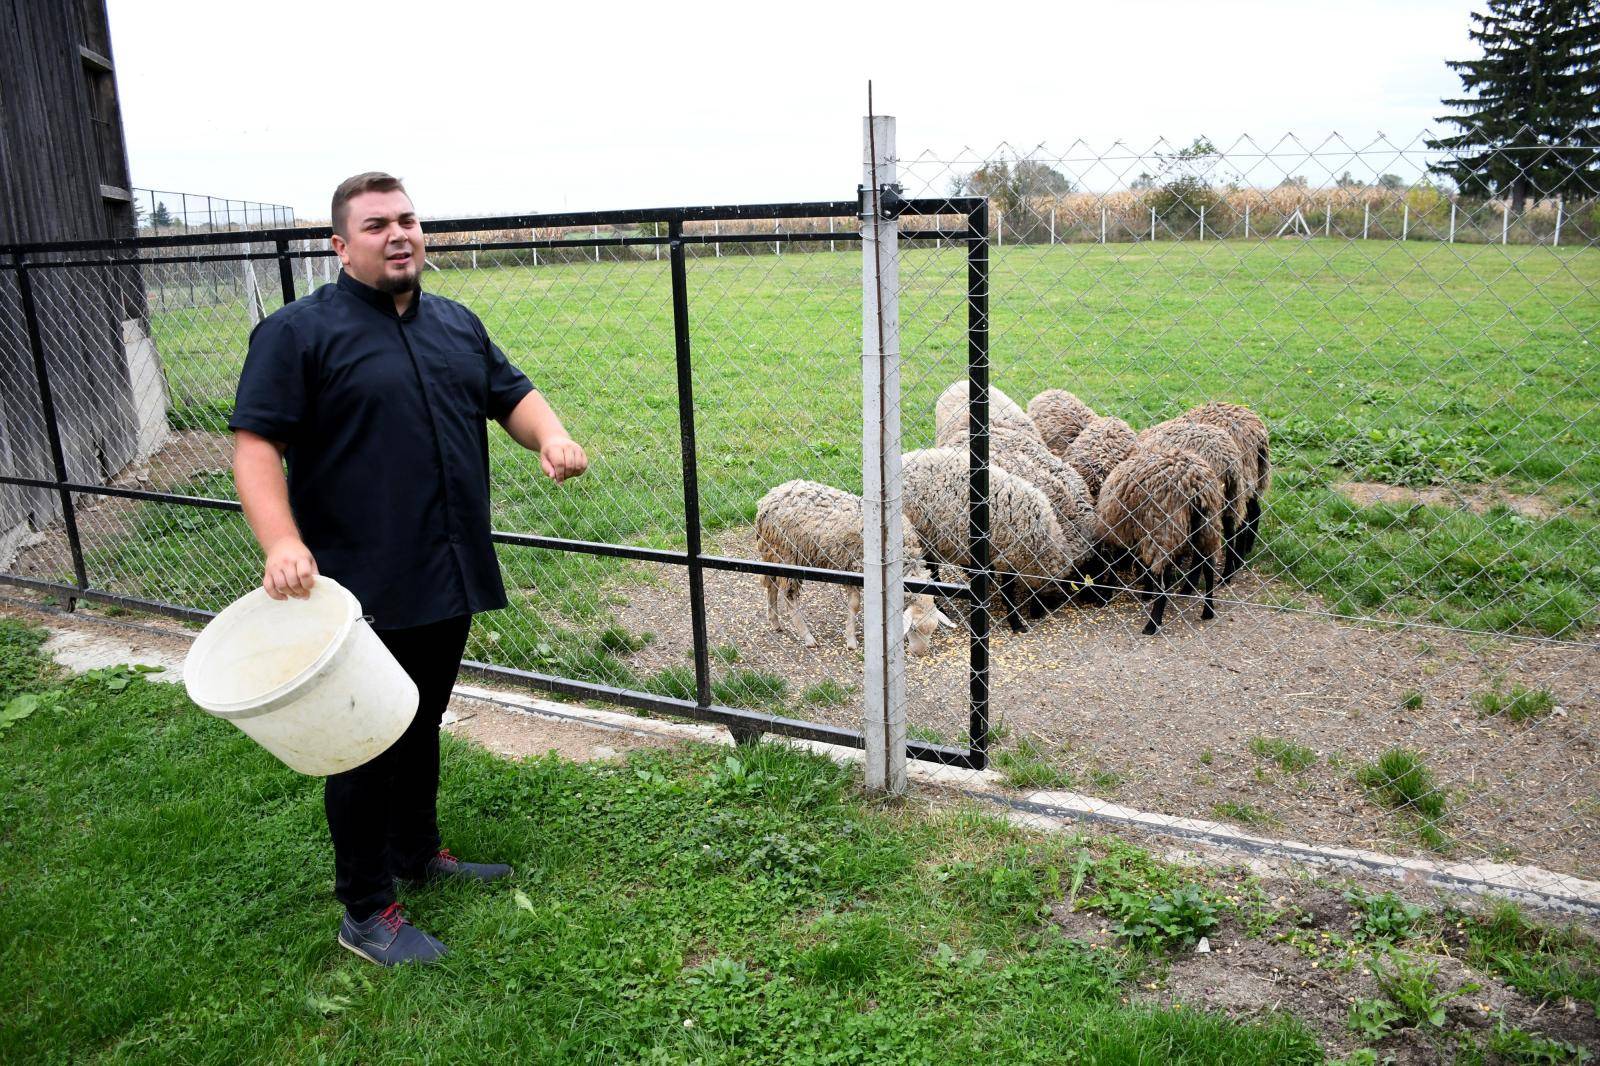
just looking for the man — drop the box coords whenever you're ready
[231,172,587,966]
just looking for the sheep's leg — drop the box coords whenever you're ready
[787,585,817,648]
[1142,564,1167,636]
[764,576,783,633]
[1241,495,1261,555]
[843,587,861,651]
[998,572,1029,632]
[1222,511,1241,581]
[1200,555,1216,620]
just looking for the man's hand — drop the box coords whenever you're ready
[540,437,588,485]
[263,539,318,600]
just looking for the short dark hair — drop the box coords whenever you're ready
[331,172,408,237]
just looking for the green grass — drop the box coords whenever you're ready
[993,735,1075,790]
[1247,735,1318,774]
[1475,684,1557,723]
[1355,747,1452,849]
[799,680,853,708]
[1210,801,1280,828]
[709,668,789,709]
[120,240,1600,681]
[1458,901,1600,1015]
[0,618,1329,1064]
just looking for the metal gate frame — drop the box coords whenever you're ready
[0,194,995,770]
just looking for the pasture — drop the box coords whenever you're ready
[49,235,1596,871]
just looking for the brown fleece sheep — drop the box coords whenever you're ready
[1137,418,1247,578]
[1027,389,1097,456]
[1067,415,1138,499]
[1182,401,1270,555]
[1092,447,1225,635]
[755,480,942,655]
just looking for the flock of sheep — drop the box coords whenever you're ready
[755,382,1271,651]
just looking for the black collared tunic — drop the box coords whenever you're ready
[230,271,534,629]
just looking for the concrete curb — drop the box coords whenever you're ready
[17,602,1600,918]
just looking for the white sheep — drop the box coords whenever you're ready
[933,380,1032,447]
[755,480,947,655]
[901,447,1093,632]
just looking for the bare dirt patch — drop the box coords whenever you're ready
[1051,863,1600,1063]
[613,525,1600,878]
[443,695,677,763]
[7,429,231,585]
[1335,479,1558,519]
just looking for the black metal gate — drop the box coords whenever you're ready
[0,194,992,770]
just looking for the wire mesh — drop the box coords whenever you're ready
[2,132,1596,900]
[888,131,1599,894]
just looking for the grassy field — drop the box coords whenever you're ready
[4,618,1597,1063]
[122,238,1600,684]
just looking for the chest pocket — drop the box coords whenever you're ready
[438,350,488,416]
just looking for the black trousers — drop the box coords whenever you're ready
[324,614,472,919]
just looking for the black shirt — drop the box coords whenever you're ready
[230,271,535,629]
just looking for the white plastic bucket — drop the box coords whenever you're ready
[183,576,419,776]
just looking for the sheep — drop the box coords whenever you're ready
[1088,447,1225,635]
[943,420,1098,563]
[933,380,1032,447]
[1067,415,1138,499]
[1181,402,1270,555]
[900,447,1093,632]
[1026,389,1097,456]
[755,480,945,655]
[940,424,1099,615]
[1136,418,1247,579]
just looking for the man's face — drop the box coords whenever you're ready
[333,189,425,293]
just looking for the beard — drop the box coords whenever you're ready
[375,259,420,293]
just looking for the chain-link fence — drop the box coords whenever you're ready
[1,127,1595,908]
[883,130,1598,906]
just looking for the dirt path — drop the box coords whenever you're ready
[613,526,1600,879]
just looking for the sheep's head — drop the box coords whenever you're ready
[902,593,954,656]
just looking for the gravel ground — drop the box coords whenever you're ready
[614,525,1600,879]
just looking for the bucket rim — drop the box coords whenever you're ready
[184,576,362,718]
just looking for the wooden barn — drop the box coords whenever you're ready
[1,0,164,568]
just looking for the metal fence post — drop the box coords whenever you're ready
[13,255,89,607]
[275,238,296,305]
[1554,200,1563,247]
[1449,201,1457,244]
[1364,201,1370,240]
[1199,205,1205,241]
[667,217,715,732]
[1325,201,1331,237]
[1100,206,1107,244]
[1402,202,1409,241]
[1151,206,1156,242]
[965,201,991,772]
[861,113,906,794]
[1502,201,1510,245]
[1244,204,1250,239]
[995,209,1003,247]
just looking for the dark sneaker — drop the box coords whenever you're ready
[337,903,447,966]
[401,848,512,888]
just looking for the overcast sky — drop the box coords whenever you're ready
[108,0,1480,221]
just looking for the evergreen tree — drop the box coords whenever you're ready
[1427,0,1600,212]
[149,201,175,228]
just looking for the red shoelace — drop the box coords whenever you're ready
[376,902,406,933]
[435,849,458,865]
